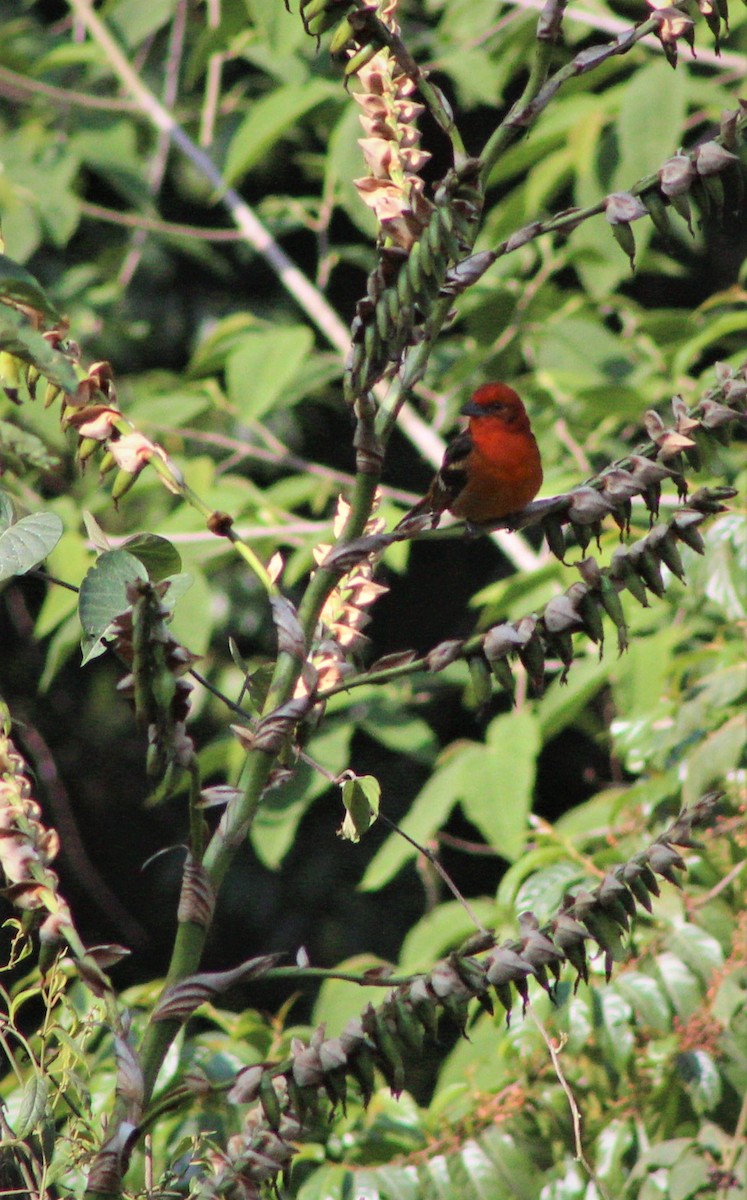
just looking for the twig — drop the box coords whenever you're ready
[118,0,188,287]
[438,831,500,856]
[161,423,419,505]
[688,857,747,909]
[67,0,351,354]
[199,0,223,147]
[79,200,244,242]
[502,0,747,73]
[0,63,142,112]
[378,812,490,935]
[530,1005,613,1200]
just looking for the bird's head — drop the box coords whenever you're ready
[460,383,529,427]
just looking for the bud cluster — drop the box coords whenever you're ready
[309,496,390,693]
[538,365,746,560]
[0,701,74,946]
[346,159,483,402]
[193,795,721,1197]
[110,579,199,792]
[0,316,182,504]
[352,3,433,252]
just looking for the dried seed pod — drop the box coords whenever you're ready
[610,546,649,607]
[467,653,493,707]
[483,623,525,660]
[391,994,425,1052]
[597,576,628,653]
[628,542,666,597]
[659,153,695,197]
[548,912,589,986]
[543,593,585,635]
[647,841,687,885]
[517,629,546,694]
[688,485,738,513]
[619,855,660,911]
[367,1008,406,1095]
[672,510,707,554]
[542,514,568,561]
[645,525,686,580]
[694,141,739,176]
[427,639,464,672]
[596,873,636,930]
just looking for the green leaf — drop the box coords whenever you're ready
[226,326,315,420]
[78,549,148,665]
[613,61,686,193]
[224,80,337,185]
[0,511,63,580]
[668,1150,712,1200]
[109,0,178,48]
[668,924,724,985]
[514,861,588,925]
[536,656,614,741]
[653,951,702,1020]
[460,711,540,860]
[594,989,634,1073]
[120,533,182,582]
[0,307,78,392]
[0,490,14,531]
[362,713,538,890]
[0,421,59,472]
[295,1165,356,1200]
[677,1050,723,1114]
[682,715,746,807]
[0,252,61,320]
[13,1073,50,1138]
[594,1118,634,1189]
[338,774,380,842]
[615,972,672,1032]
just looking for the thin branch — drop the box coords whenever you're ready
[0,63,142,113]
[161,423,419,505]
[118,0,188,287]
[530,1005,612,1200]
[378,812,490,935]
[502,0,747,73]
[78,202,243,241]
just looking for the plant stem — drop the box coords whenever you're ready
[138,451,382,1104]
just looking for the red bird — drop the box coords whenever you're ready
[397,383,543,529]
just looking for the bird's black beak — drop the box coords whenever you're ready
[460,399,484,417]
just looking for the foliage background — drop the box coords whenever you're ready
[0,0,745,1195]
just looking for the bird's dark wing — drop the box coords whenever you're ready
[435,427,472,501]
[395,428,473,530]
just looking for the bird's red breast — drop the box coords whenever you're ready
[398,383,543,528]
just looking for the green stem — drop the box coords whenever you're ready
[148,455,279,597]
[480,11,664,181]
[137,456,382,1105]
